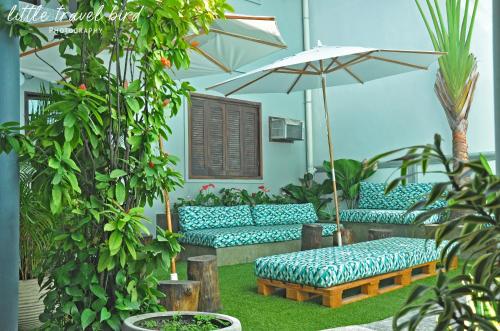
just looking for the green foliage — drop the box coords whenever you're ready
[137,314,230,331]
[19,163,53,281]
[368,134,499,331]
[281,173,332,220]
[1,0,231,329]
[415,0,478,106]
[174,184,291,211]
[323,159,377,209]
[0,6,47,51]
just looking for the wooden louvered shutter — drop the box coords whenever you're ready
[189,94,261,179]
[206,100,225,176]
[241,106,259,177]
[189,97,207,176]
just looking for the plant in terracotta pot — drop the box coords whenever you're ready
[18,163,53,330]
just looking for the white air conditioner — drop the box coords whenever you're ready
[269,116,304,142]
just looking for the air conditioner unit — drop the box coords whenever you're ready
[269,116,304,142]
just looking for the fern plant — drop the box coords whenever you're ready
[19,163,53,281]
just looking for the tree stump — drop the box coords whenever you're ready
[187,255,221,312]
[334,228,354,246]
[301,224,323,250]
[368,228,393,241]
[158,280,200,311]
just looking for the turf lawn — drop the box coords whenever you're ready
[161,261,459,331]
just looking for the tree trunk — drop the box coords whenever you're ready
[301,224,323,251]
[452,124,469,164]
[187,255,221,312]
[434,67,479,168]
[158,280,201,311]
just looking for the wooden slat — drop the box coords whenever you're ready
[207,101,225,176]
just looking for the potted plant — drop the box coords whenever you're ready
[122,311,241,331]
[18,163,52,330]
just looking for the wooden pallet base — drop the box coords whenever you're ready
[257,257,458,308]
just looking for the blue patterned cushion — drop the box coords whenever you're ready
[178,205,253,231]
[251,203,318,226]
[339,209,442,225]
[255,237,446,288]
[358,182,447,210]
[179,223,337,248]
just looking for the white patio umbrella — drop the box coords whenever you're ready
[20,10,286,82]
[208,42,444,246]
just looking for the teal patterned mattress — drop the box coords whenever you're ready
[339,209,442,225]
[255,237,445,288]
[179,223,337,248]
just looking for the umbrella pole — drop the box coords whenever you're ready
[159,138,178,280]
[321,74,342,246]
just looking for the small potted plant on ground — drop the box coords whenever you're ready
[122,311,241,331]
[18,163,52,330]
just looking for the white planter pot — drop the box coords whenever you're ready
[18,278,46,330]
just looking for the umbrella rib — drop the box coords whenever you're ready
[192,46,232,73]
[20,41,62,58]
[225,69,278,96]
[327,52,373,73]
[286,63,310,94]
[209,28,287,49]
[324,58,338,72]
[367,55,428,70]
[308,62,321,73]
[275,68,317,75]
[335,59,364,84]
[31,20,71,28]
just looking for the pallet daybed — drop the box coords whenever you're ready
[255,237,457,308]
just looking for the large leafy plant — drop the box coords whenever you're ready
[369,135,498,331]
[19,163,53,281]
[323,159,376,209]
[1,0,231,329]
[415,0,479,164]
[281,173,332,220]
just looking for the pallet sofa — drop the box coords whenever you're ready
[175,203,338,266]
[339,182,447,241]
[256,237,457,308]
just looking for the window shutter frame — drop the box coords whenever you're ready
[188,94,262,179]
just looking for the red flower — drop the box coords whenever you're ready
[258,185,270,193]
[148,161,155,169]
[162,99,170,107]
[160,57,171,68]
[123,80,129,89]
[200,183,215,191]
[190,41,200,47]
[78,84,87,91]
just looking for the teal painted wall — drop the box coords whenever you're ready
[308,0,495,183]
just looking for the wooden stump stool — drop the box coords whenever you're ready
[368,228,393,241]
[334,228,354,246]
[187,255,221,312]
[301,224,323,250]
[158,280,200,311]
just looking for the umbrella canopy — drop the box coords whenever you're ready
[208,44,443,95]
[208,43,444,245]
[20,8,287,82]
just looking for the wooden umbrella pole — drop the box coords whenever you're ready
[321,74,342,246]
[158,138,177,280]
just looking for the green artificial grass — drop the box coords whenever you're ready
[160,262,460,331]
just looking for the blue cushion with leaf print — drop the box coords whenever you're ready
[178,205,253,231]
[251,203,318,226]
[358,182,447,210]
